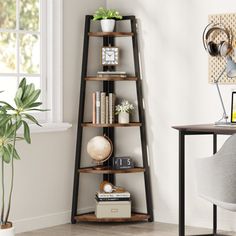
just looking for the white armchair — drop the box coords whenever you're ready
[196,134,236,211]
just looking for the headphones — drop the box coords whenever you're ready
[99,181,125,193]
[203,22,233,57]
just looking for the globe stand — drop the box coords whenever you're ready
[92,159,111,170]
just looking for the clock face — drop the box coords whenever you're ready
[101,47,119,66]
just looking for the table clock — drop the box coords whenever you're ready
[112,156,134,169]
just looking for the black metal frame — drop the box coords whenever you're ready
[178,130,230,236]
[71,15,153,223]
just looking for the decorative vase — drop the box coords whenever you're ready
[118,112,129,124]
[0,227,14,236]
[101,19,115,32]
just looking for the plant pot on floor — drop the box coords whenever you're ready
[101,19,115,32]
[0,223,14,236]
[118,112,130,124]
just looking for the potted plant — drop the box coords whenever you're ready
[93,7,122,32]
[0,78,46,235]
[115,100,134,124]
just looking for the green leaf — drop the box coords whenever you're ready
[14,87,24,108]
[19,78,26,89]
[13,146,20,160]
[2,146,10,164]
[23,113,41,126]
[22,84,34,101]
[22,89,41,109]
[0,101,15,110]
[27,102,42,108]
[22,121,31,144]
[26,108,49,112]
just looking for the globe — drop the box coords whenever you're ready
[87,136,112,163]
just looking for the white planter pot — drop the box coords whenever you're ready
[118,112,129,124]
[101,19,115,32]
[0,227,14,236]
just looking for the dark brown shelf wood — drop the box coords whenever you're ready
[82,122,142,128]
[85,76,138,81]
[88,32,134,37]
[79,167,145,174]
[75,212,150,222]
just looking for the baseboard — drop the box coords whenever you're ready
[13,207,94,234]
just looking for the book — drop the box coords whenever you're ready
[105,96,109,124]
[92,92,96,124]
[95,91,100,124]
[97,74,127,78]
[96,191,130,198]
[100,92,106,124]
[95,196,130,202]
[97,71,126,75]
[109,93,115,124]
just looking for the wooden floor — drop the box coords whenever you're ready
[17,222,236,236]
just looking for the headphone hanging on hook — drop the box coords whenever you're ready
[203,22,233,57]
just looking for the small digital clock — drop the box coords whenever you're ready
[112,156,134,169]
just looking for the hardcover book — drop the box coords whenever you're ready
[100,92,106,124]
[95,91,100,124]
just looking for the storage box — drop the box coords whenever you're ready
[95,200,131,218]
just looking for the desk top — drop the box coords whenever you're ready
[172,123,236,135]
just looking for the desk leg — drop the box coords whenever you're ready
[179,131,185,236]
[213,134,217,235]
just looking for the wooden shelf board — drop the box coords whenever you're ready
[85,76,138,81]
[75,212,150,222]
[88,32,134,37]
[82,122,142,128]
[79,167,145,174]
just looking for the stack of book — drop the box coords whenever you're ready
[95,191,131,202]
[97,71,127,78]
[95,191,131,218]
[92,91,116,124]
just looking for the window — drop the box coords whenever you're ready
[0,0,70,131]
[0,0,45,118]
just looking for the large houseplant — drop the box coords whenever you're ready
[93,7,122,32]
[0,78,45,235]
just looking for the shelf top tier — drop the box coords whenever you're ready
[88,32,134,37]
[82,122,142,128]
[85,76,138,81]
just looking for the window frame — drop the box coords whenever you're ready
[0,0,71,132]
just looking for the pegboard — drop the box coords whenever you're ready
[208,13,236,84]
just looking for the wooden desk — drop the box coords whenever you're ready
[173,124,236,236]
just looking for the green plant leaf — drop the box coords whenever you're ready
[22,84,34,102]
[22,121,31,144]
[13,149,20,160]
[22,89,41,109]
[2,146,11,164]
[19,78,26,89]
[27,102,42,108]
[23,113,41,126]
[26,108,49,112]
[0,101,15,110]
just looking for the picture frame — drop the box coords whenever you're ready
[231,91,236,123]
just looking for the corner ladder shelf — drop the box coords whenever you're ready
[71,15,153,223]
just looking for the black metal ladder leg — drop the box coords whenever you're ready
[130,16,153,222]
[213,134,217,235]
[179,131,185,236]
[71,15,91,224]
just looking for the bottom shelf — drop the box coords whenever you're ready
[75,212,150,222]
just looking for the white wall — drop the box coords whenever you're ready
[106,0,236,232]
[9,0,236,233]
[8,0,106,233]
